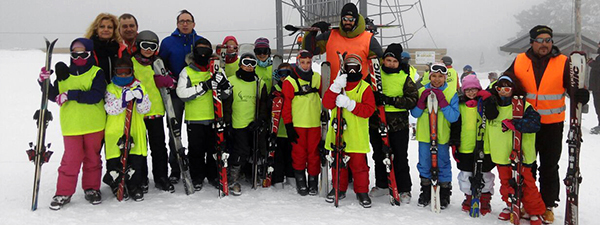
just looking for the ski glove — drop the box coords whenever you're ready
[466,99,478,108]
[431,88,449,108]
[38,67,52,83]
[416,89,431,109]
[132,87,144,104]
[477,90,492,100]
[285,123,299,144]
[311,21,331,33]
[55,92,68,106]
[248,119,265,132]
[121,89,136,108]
[195,81,210,96]
[501,119,516,132]
[575,88,590,105]
[55,62,70,82]
[335,94,356,111]
[330,74,347,94]
[154,74,175,89]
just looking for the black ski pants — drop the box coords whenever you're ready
[103,155,146,190]
[369,127,412,192]
[168,92,184,176]
[594,91,600,125]
[531,122,563,208]
[272,137,295,183]
[144,118,169,182]
[187,123,218,184]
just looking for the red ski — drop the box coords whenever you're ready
[116,101,135,201]
[509,96,525,224]
[211,59,230,197]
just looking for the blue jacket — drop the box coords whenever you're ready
[158,29,202,79]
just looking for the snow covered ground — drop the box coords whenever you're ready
[0,49,597,224]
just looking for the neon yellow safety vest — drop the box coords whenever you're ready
[285,72,321,128]
[447,68,459,91]
[229,75,265,129]
[421,71,430,86]
[325,80,370,153]
[58,66,106,136]
[381,70,408,112]
[224,59,239,78]
[184,67,214,121]
[104,83,148,160]
[415,86,456,145]
[457,103,489,154]
[256,65,273,94]
[409,65,418,82]
[486,103,536,165]
[132,57,164,117]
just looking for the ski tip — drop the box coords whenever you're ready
[321,61,331,66]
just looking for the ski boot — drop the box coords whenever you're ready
[356,193,372,208]
[541,207,554,224]
[480,192,492,215]
[130,186,144,202]
[529,215,543,225]
[461,194,472,212]
[368,186,388,197]
[169,171,180,184]
[155,177,175,193]
[591,125,600,134]
[417,178,432,207]
[440,182,452,209]
[325,189,346,203]
[498,207,511,221]
[192,180,203,191]
[84,189,102,205]
[294,170,308,196]
[49,195,71,210]
[141,178,149,194]
[400,191,411,204]
[308,175,318,196]
[228,165,242,196]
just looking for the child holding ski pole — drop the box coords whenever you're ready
[41,38,107,210]
[131,30,176,193]
[103,56,151,202]
[448,75,495,216]
[270,63,295,188]
[281,51,322,196]
[487,74,545,225]
[322,54,376,208]
[411,63,459,211]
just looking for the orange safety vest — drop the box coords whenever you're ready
[514,53,567,124]
[325,29,372,83]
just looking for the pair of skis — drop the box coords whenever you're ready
[27,38,57,211]
[469,100,487,217]
[210,54,231,197]
[427,93,442,213]
[369,58,401,206]
[262,55,283,188]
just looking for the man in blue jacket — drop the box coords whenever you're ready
[158,9,202,184]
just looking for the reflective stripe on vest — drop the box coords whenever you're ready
[381,69,408,112]
[514,53,567,123]
[104,83,148,160]
[58,66,106,136]
[325,30,372,83]
[285,72,321,128]
[184,67,215,121]
[325,80,371,153]
[132,57,165,117]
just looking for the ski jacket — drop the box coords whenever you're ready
[505,46,571,124]
[411,83,460,145]
[158,29,201,80]
[104,80,150,160]
[282,72,322,128]
[91,35,120,84]
[176,64,215,122]
[323,80,376,153]
[303,14,383,82]
[590,53,600,92]
[132,56,165,118]
[223,74,269,129]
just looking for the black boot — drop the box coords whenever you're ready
[417,178,431,207]
[294,170,308,196]
[308,175,318,196]
[356,193,372,208]
[229,165,242,196]
[325,189,346,203]
[440,182,452,209]
[155,177,175,193]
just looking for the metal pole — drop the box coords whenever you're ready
[276,0,284,56]
[358,0,367,17]
[574,0,582,51]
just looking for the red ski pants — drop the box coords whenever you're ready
[497,165,546,215]
[291,127,321,176]
[55,131,104,196]
[331,152,370,193]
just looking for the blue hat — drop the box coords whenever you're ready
[401,52,411,59]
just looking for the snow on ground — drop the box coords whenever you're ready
[0,49,597,224]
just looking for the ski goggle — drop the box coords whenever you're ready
[254,48,270,55]
[241,58,257,67]
[344,63,361,74]
[383,52,396,59]
[114,66,133,76]
[222,44,238,51]
[531,37,552,43]
[430,64,448,75]
[277,69,291,77]
[70,51,91,60]
[139,41,158,51]
[495,86,512,93]
[342,17,356,22]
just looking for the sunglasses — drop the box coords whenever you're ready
[70,51,91,60]
[531,37,552,43]
[114,67,133,76]
[241,58,257,67]
[495,86,512,93]
[139,41,158,51]
[344,63,362,74]
[430,64,448,75]
[277,69,291,77]
[342,17,356,22]
[254,48,270,55]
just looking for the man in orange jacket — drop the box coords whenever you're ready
[504,25,590,224]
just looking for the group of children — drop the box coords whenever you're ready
[37,33,548,224]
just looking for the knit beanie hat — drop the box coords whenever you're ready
[254,37,270,49]
[383,43,403,61]
[341,3,358,19]
[461,75,482,92]
[529,25,553,39]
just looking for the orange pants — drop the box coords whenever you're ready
[497,165,546,215]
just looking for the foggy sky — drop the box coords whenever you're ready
[0,0,545,71]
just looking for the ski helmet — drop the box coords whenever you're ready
[136,30,159,51]
[441,56,453,66]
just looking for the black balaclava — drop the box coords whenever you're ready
[236,53,258,82]
[193,38,213,66]
[344,54,363,82]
